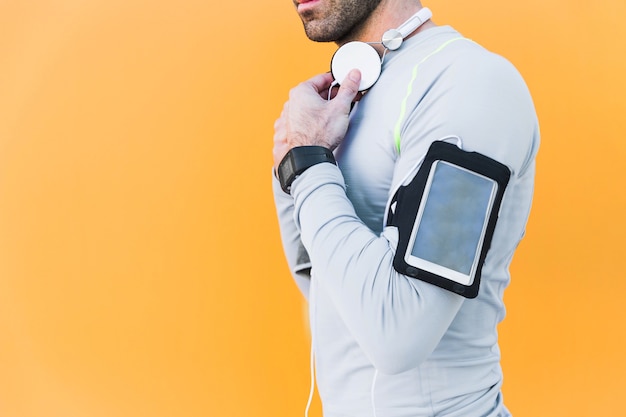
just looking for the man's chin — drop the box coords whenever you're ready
[302,22,343,43]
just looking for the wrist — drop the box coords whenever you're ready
[277,146,337,194]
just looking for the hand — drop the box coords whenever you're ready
[273,70,362,172]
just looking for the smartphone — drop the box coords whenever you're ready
[404,160,498,286]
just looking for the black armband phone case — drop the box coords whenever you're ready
[386,141,511,298]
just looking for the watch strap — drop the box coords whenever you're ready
[277,146,337,194]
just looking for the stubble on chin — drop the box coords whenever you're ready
[299,12,345,42]
[297,0,383,44]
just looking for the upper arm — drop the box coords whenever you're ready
[394,49,539,188]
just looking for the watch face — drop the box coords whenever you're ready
[283,154,295,179]
[278,153,296,192]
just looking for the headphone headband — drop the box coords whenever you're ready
[382,7,432,50]
[397,7,432,39]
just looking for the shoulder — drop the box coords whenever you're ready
[396,29,540,174]
[443,43,539,174]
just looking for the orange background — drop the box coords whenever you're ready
[1,0,624,416]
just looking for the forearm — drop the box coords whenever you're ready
[291,163,464,374]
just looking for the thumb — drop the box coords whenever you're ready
[333,69,361,111]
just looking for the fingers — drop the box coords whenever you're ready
[306,72,336,94]
[331,69,361,112]
[296,71,361,103]
[273,70,362,159]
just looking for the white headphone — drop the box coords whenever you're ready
[330,7,433,91]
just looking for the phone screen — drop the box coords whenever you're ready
[408,161,496,278]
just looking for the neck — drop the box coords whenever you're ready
[336,1,435,53]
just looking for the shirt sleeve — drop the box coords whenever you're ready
[290,163,465,375]
[272,172,312,300]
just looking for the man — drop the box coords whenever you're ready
[272,0,539,416]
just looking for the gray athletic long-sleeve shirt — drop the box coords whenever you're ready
[273,26,539,417]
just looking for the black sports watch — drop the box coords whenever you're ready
[277,146,337,194]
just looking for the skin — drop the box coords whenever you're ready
[295,0,384,44]
[273,0,435,172]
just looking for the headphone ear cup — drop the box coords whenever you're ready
[330,42,382,91]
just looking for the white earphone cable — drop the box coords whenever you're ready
[304,340,316,417]
[371,369,379,417]
[327,80,339,101]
